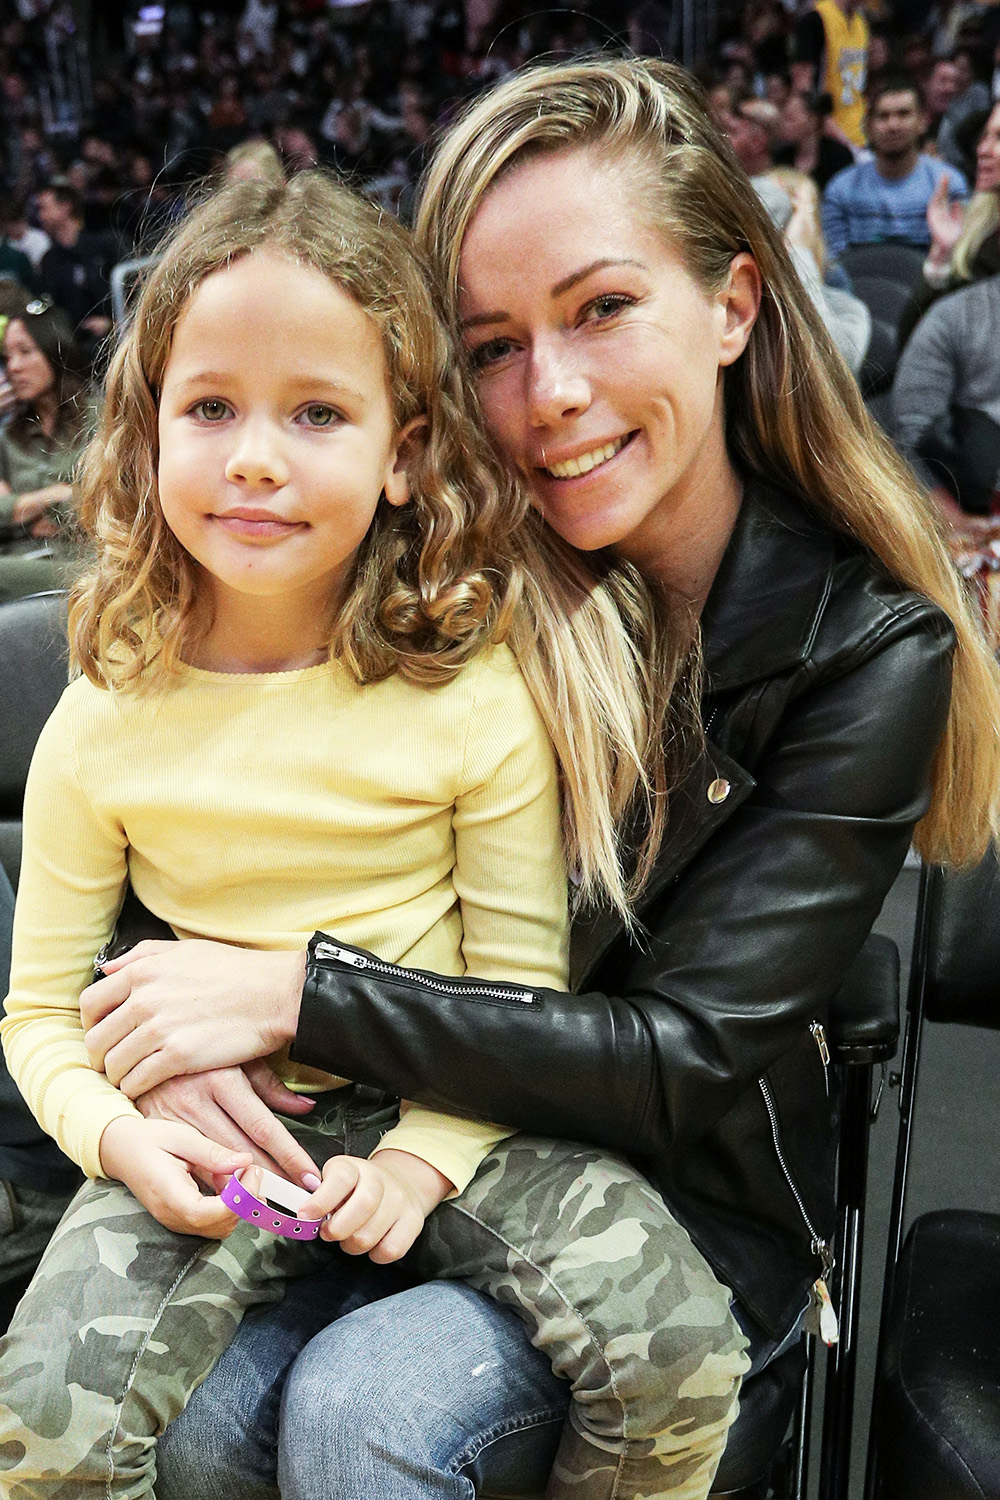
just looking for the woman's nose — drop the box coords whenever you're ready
[224,423,289,487]
[526,345,591,427]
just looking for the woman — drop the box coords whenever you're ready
[899,99,1000,345]
[76,58,1000,1500]
[0,296,90,604]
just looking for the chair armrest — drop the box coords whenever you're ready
[827,933,900,1065]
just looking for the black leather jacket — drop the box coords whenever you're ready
[291,482,956,1339]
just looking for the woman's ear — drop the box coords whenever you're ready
[383,417,428,508]
[717,252,762,368]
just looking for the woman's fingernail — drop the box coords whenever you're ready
[302,1171,322,1191]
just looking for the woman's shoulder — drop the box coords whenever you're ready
[717,481,955,678]
[778,489,956,666]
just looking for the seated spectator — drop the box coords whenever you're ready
[936,44,993,172]
[923,56,962,146]
[0,283,29,422]
[0,297,92,604]
[775,90,856,190]
[757,168,872,374]
[35,180,115,348]
[822,75,969,256]
[892,270,1000,520]
[0,206,35,293]
[728,97,781,177]
[791,0,870,148]
[922,100,1000,292]
[1,197,49,276]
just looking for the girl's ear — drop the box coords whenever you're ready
[383,417,428,508]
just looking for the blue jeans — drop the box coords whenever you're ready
[158,1262,570,1500]
[158,1255,790,1500]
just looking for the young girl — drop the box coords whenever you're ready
[0,171,748,1500]
[0,170,570,1492]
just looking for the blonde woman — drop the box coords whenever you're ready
[78,58,1000,1500]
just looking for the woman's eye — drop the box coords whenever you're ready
[467,337,516,371]
[192,398,231,422]
[299,404,338,427]
[584,294,635,323]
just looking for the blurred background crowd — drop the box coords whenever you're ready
[3,0,1000,606]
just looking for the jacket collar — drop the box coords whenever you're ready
[569,480,843,989]
[700,480,837,693]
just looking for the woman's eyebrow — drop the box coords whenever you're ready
[461,258,648,328]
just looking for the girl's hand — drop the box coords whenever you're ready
[98,1114,252,1237]
[81,940,306,1096]
[302,1149,453,1264]
[135,1063,320,1187]
[926,177,965,265]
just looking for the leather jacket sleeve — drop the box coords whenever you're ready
[292,597,955,1164]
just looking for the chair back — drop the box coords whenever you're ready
[919,851,1000,1028]
[0,592,70,886]
[839,243,926,290]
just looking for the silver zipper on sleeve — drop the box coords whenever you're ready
[809,1020,831,1096]
[758,1076,834,1279]
[313,941,537,1004]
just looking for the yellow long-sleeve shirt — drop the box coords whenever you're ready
[1,644,569,1186]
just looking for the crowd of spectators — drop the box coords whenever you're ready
[2,0,1000,592]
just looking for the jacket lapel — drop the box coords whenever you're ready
[569,482,841,991]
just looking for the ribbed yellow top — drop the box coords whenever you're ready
[2,645,569,1185]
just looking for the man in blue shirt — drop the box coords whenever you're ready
[822,75,968,257]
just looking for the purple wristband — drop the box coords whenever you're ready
[221,1168,322,1239]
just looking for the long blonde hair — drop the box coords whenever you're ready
[72,171,527,694]
[417,56,1000,870]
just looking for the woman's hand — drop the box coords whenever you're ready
[926,177,965,267]
[10,492,49,526]
[98,1114,252,1237]
[301,1149,453,1264]
[136,1062,321,1186]
[80,940,306,1096]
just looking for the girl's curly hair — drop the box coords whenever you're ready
[71,170,527,690]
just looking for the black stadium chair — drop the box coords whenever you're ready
[839,244,926,295]
[864,853,1000,1500]
[0,592,70,889]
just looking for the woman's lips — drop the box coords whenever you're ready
[538,431,637,481]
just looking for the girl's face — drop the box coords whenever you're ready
[975,105,1000,194]
[457,148,759,579]
[157,250,413,621]
[3,319,56,406]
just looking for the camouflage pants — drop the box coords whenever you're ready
[0,1106,749,1500]
[419,1136,751,1500]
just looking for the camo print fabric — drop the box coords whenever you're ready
[0,1089,397,1500]
[0,1108,748,1500]
[419,1135,751,1500]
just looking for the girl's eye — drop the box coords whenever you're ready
[299,404,338,427]
[466,337,517,372]
[192,398,231,422]
[583,293,636,323]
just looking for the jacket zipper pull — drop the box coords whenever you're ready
[810,1277,839,1346]
[809,1021,831,1095]
[314,941,369,968]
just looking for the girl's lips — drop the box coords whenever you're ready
[213,514,303,539]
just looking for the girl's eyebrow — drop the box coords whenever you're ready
[461,258,648,329]
[170,371,367,404]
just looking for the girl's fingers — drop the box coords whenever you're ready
[300,1155,364,1219]
[327,1192,397,1254]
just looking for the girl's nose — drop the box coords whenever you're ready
[526,345,592,427]
[223,424,289,487]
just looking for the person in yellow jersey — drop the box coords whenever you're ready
[792,0,870,148]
